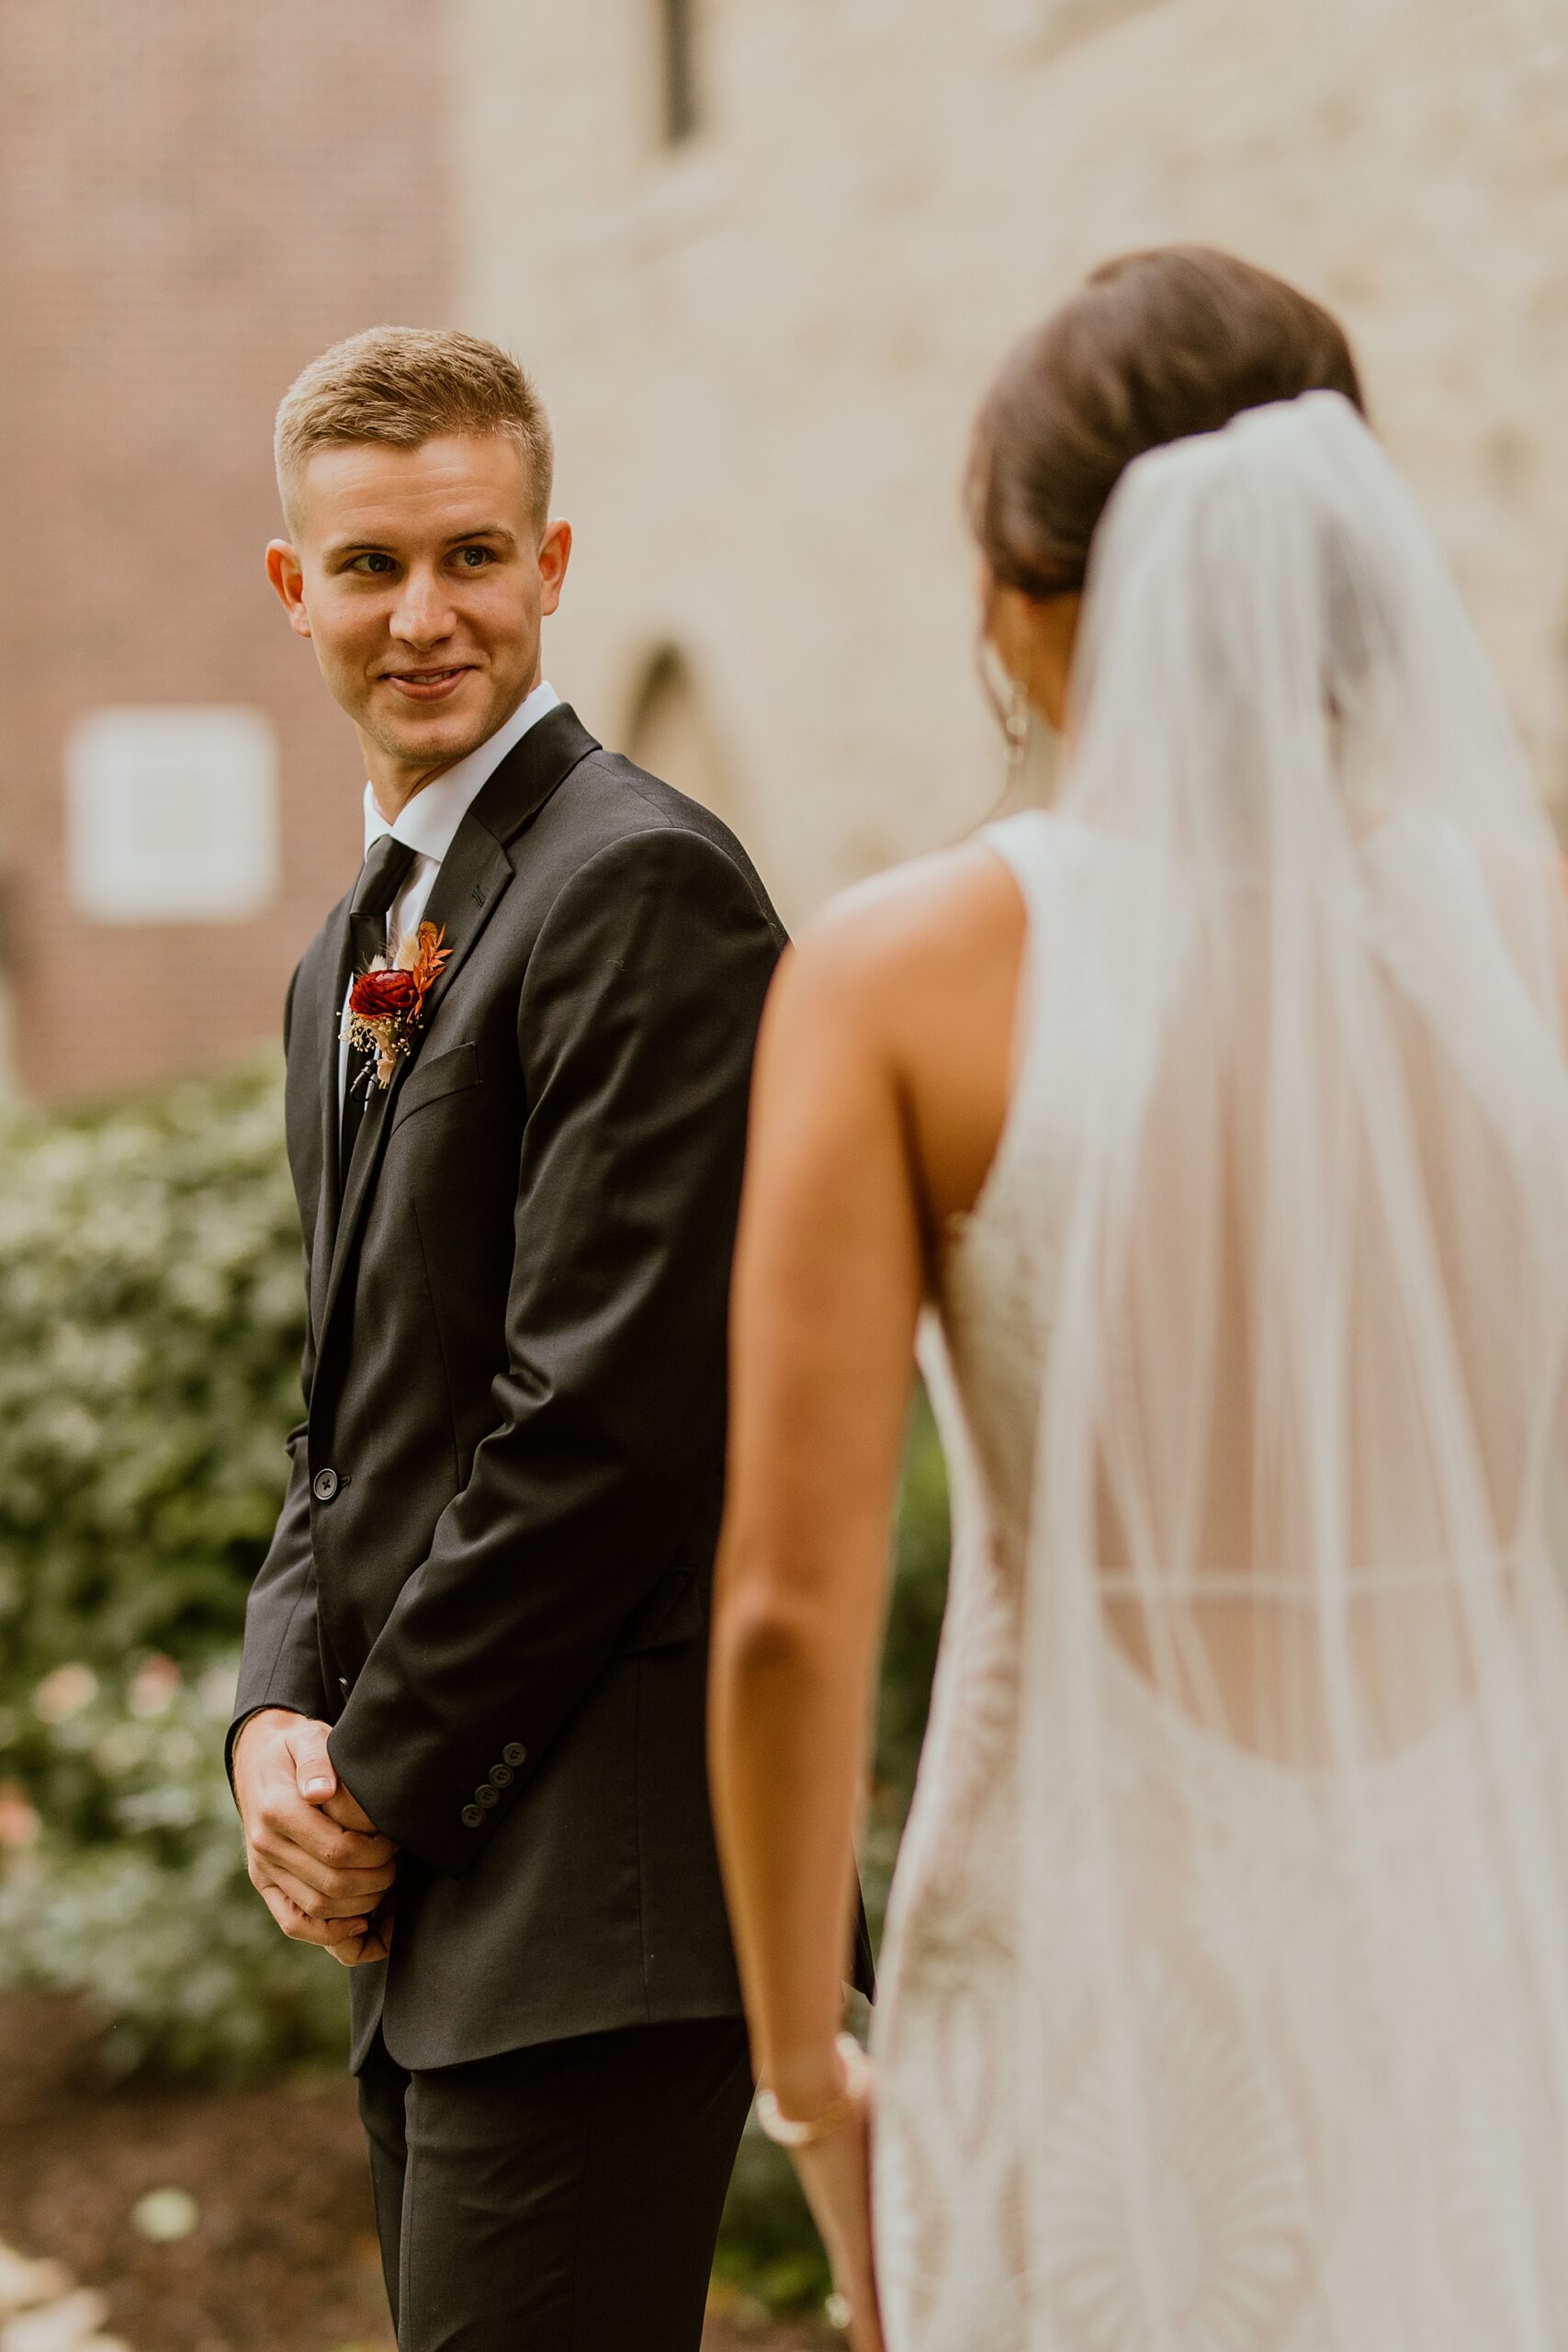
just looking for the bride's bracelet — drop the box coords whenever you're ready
[757,2033,871,2149]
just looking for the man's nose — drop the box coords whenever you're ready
[389,569,457,649]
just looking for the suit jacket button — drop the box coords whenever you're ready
[476,1783,500,1809]
[311,1468,340,1503]
[489,1762,513,1788]
[461,1804,485,1829]
[502,1742,527,1768]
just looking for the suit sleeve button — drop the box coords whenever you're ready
[489,1762,513,1788]
[476,1783,500,1809]
[461,1804,485,1829]
[502,1742,527,1768]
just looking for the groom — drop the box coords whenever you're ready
[228,326,867,2348]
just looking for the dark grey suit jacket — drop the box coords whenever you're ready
[232,706,870,2073]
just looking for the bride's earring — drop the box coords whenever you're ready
[1004,681,1031,788]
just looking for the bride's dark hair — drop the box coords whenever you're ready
[968,246,1366,599]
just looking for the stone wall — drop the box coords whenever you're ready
[456,0,1568,926]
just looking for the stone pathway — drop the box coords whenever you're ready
[0,2245,132,2352]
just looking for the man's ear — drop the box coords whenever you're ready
[265,539,312,639]
[537,519,572,620]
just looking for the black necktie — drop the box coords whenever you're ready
[340,832,420,1186]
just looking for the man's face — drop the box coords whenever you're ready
[266,433,571,798]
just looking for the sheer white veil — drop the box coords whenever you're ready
[1016,390,1568,2337]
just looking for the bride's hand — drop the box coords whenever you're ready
[790,2065,884,2352]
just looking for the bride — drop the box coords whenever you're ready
[708,244,1568,2351]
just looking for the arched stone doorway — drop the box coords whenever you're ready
[625,645,730,820]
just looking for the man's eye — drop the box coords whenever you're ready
[455,546,494,569]
[351,552,397,575]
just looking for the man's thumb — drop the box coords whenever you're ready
[292,1720,339,1803]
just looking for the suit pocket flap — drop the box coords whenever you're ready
[391,1041,481,1127]
[616,1570,705,1655]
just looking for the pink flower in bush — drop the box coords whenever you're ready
[0,1781,40,1848]
[127,1656,181,1720]
[33,1663,97,1723]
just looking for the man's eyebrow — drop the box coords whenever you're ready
[322,523,519,561]
[322,535,396,562]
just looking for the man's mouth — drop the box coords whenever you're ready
[381,665,475,704]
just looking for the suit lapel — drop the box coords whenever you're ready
[310,896,355,1341]
[320,823,514,1345]
[315,702,600,1358]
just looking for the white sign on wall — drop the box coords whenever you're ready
[66,707,281,924]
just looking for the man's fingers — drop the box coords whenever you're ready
[258,1882,369,1949]
[249,1824,398,1902]
[288,1717,339,1803]
[256,1787,397,1874]
[321,1781,379,1837]
[331,1898,395,1968]
[333,1898,395,1968]
[260,1857,391,1925]
[239,1714,399,1954]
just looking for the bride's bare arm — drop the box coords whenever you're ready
[709,849,1024,2113]
[710,922,923,2123]
[709,852,1022,2350]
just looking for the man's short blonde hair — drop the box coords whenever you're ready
[275,326,555,537]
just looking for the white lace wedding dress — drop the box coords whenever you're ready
[868,397,1568,2352]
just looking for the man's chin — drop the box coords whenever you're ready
[367,695,498,773]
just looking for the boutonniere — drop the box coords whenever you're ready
[342,921,452,1091]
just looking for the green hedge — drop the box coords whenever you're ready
[0,1055,950,2313]
[0,1057,342,2077]
[0,1649,349,2080]
[0,1057,302,1763]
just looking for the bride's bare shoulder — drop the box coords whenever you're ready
[777,842,1026,1046]
[761,841,1028,1220]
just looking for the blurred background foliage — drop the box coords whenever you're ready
[0,1057,303,1724]
[0,1055,950,2311]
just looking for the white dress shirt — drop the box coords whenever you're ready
[337,679,560,1116]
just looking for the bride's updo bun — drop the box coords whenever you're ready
[968,246,1366,599]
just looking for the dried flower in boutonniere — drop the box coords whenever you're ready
[343,921,452,1091]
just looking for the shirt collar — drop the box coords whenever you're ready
[361,679,562,864]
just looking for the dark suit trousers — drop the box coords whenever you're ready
[356,2016,754,2351]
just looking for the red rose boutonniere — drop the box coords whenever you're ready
[342,921,452,1091]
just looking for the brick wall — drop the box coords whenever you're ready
[0,1,452,1101]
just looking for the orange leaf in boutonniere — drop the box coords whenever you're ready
[342,921,453,1091]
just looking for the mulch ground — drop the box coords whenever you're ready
[0,1994,829,2352]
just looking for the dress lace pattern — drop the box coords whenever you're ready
[868,811,1568,2352]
